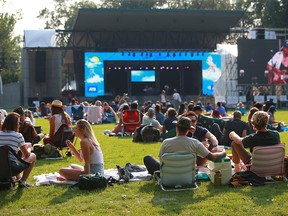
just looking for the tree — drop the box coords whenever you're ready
[0,9,22,84]
[38,0,98,30]
[166,0,232,10]
[100,0,166,9]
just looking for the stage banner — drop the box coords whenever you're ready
[239,96,246,103]
[215,96,226,104]
[227,96,238,105]
[267,95,277,103]
[254,96,265,103]
[279,95,287,101]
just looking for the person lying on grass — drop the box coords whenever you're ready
[229,111,280,172]
[143,117,226,175]
[59,119,104,181]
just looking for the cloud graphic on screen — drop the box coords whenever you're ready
[142,76,155,82]
[86,61,102,68]
[87,74,104,83]
[132,70,144,76]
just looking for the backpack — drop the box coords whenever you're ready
[72,173,107,190]
[141,125,161,142]
[33,144,61,159]
[132,124,147,142]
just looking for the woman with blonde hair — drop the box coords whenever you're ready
[59,119,104,181]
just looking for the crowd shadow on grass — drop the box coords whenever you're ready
[0,187,24,208]
[231,181,288,206]
[48,185,106,205]
[139,181,228,215]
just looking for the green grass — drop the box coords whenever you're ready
[1,111,288,215]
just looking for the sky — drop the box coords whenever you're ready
[2,0,100,36]
[2,0,54,36]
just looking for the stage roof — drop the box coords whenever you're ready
[73,8,244,32]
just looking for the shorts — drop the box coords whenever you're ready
[90,163,104,176]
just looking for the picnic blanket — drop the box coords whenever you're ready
[34,168,151,186]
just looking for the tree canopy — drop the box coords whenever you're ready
[0,1,21,84]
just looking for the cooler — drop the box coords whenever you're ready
[208,157,232,185]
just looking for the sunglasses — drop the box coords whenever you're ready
[191,120,197,123]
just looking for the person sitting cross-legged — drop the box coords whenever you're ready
[229,111,280,172]
[143,117,226,176]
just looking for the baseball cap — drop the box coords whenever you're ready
[173,117,195,129]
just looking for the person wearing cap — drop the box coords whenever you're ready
[143,117,226,175]
[141,107,162,131]
[267,40,288,85]
[43,100,72,145]
[13,106,43,145]
[230,111,280,172]
[212,110,248,147]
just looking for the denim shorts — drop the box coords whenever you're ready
[90,163,104,176]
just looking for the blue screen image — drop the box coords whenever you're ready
[131,70,155,82]
[84,52,221,97]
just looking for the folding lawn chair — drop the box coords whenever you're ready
[154,153,198,191]
[51,124,75,157]
[121,110,141,136]
[248,143,285,179]
[0,146,15,190]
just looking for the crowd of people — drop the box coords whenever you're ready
[0,90,285,188]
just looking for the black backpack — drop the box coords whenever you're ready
[141,125,160,142]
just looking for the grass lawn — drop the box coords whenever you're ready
[1,111,288,215]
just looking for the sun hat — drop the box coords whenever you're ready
[48,100,66,109]
[173,117,195,129]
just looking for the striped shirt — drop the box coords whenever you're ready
[0,131,25,152]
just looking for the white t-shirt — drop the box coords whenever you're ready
[159,135,210,159]
[141,115,162,130]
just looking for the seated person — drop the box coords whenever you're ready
[102,102,117,123]
[183,111,219,166]
[247,107,259,134]
[161,107,178,139]
[59,119,104,181]
[43,100,72,145]
[0,112,36,188]
[230,111,280,172]
[71,104,84,121]
[143,117,226,175]
[155,104,165,125]
[212,111,248,147]
[235,102,247,116]
[141,107,162,131]
[38,102,49,117]
[215,102,227,117]
[109,104,130,135]
[267,105,282,131]
[13,106,43,145]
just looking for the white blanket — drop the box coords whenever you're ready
[34,168,151,186]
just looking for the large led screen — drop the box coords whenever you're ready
[84,52,221,97]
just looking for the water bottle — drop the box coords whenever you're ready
[214,171,222,186]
